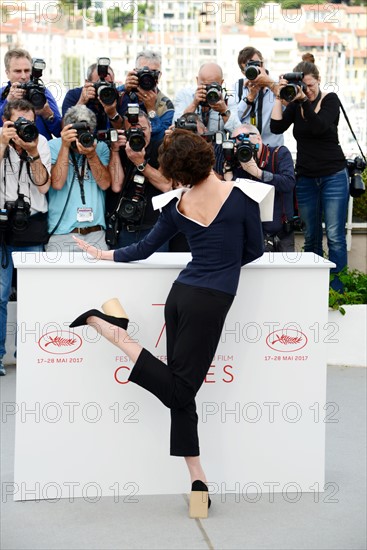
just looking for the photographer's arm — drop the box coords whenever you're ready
[301,93,340,134]
[109,149,124,192]
[28,155,50,192]
[36,90,62,137]
[82,146,111,191]
[126,144,172,192]
[142,163,172,192]
[50,125,77,189]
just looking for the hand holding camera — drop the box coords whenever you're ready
[79,80,97,105]
[1,118,39,153]
[278,73,307,103]
[17,59,47,109]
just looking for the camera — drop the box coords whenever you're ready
[4,194,31,232]
[175,114,198,133]
[96,128,118,144]
[204,82,222,105]
[71,122,95,148]
[279,72,307,102]
[136,66,160,91]
[18,58,47,109]
[245,60,262,81]
[125,127,146,152]
[202,131,225,145]
[13,117,39,142]
[283,216,305,233]
[347,156,366,198]
[105,211,120,247]
[125,104,146,152]
[236,136,258,163]
[223,135,258,165]
[93,57,118,106]
[117,174,146,224]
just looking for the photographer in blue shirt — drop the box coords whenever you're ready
[0,49,61,140]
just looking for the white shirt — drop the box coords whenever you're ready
[0,132,51,215]
[173,85,241,134]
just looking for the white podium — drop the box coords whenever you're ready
[9,251,334,501]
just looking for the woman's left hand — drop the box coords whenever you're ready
[72,235,101,259]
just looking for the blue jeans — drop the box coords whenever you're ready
[0,244,43,357]
[117,227,169,251]
[296,169,349,292]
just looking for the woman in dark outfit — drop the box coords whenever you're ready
[70,129,267,517]
[270,60,349,292]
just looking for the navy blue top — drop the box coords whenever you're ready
[0,84,61,139]
[114,186,264,295]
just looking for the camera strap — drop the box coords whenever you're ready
[70,149,87,205]
[338,100,366,163]
[1,83,11,100]
[2,152,31,210]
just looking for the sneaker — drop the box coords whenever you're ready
[0,358,6,376]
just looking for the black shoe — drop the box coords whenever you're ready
[70,309,129,329]
[189,480,211,518]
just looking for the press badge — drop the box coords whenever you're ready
[77,207,94,222]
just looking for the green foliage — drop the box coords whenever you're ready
[329,267,367,314]
[352,169,367,222]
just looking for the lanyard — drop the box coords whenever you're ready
[70,150,87,205]
[2,148,31,208]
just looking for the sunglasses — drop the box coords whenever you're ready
[235,133,258,141]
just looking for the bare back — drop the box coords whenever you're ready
[177,176,234,227]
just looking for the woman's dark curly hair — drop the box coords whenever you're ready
[158,129,215,187]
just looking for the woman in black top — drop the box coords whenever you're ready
[270,60,348,292]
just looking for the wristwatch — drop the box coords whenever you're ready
[148,110,156,119]
[108,113,120,122]
[27,154,40,163]
[136,161,147,172]
[220,109,231,118]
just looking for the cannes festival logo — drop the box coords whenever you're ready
[38,331,83,355]
[266,329,308,352]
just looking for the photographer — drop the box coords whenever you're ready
[270,58,349,291]
[0,49,61,140]
[62,59,128,132]
[234,46,284,148]
[45,105,111,252]
[121,50,174,143]
[105,109,172,249]
[174,62,240,134]
[0,99,51,376]
[224,123,295,252]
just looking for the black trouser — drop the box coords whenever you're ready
[128,282,234,456]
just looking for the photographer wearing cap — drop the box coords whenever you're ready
[174,62,241,135]
[105,108,172,249]
[62,59,128,132]
[0,49,62,140]
[225,123,295,252]
[45,105,111,253]
[122,50,174,143]
[234,47,284,148]
[0,99,51,375]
